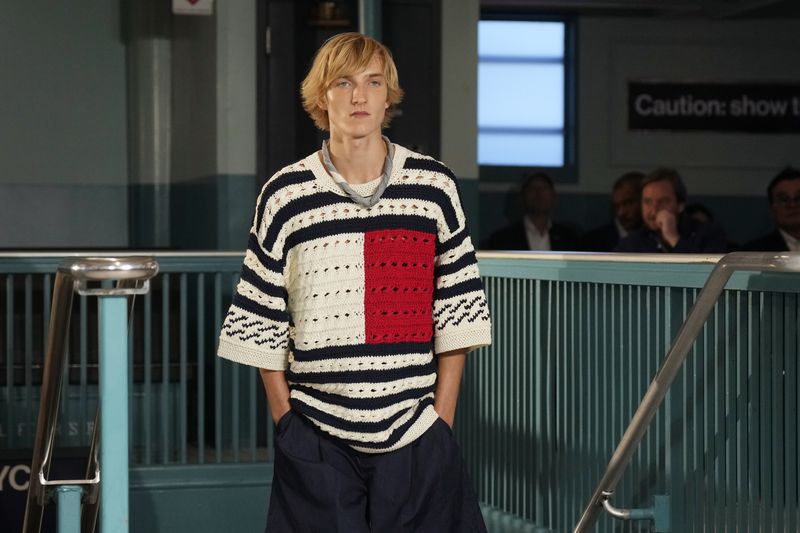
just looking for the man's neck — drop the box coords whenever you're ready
[326,133,387,185]
[526,213,551,234]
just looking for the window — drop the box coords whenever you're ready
[478,17,575,179]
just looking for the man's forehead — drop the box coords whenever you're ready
[643,181,675,197]
[775,178,800,192]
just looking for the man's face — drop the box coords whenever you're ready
[523,177,556,216]
[319,55,389,140]
[641,180,683,231]
[612,184,641,231]
[770,177,800,232]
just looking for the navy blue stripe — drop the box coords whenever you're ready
[333,396,435,450]
[382,185,459,233]
[434,278,485,301]
[290,398,413,434]
[239,265,287,301]
[436,226,469,256]
[231,293,288,324]
[286,359,436,386]
[434,249,477,278]
[290,382,435,412]
[264,191,346,250]
[283,215,437,256]
[248,233,283,272]
[292,341,433,362]
[402,157,457,182]
[256,170,315,228]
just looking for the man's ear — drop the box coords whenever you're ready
[318,96,328,111]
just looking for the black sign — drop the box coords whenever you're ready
[628,82,800,133]
[0,453,87,532]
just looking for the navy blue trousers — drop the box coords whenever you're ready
[266,412,486,533]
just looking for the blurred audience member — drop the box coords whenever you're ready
[685,203,714,225]
[581,171,643,251]
[486,171,580,251]
[616,168,727,253]
[744,166,800,251]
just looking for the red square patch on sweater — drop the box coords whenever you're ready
[363,229,435,344]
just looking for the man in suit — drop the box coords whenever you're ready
[744,166,800,252]
[616,167,727,253]
[485,171,579,251]
[581,171,644,251]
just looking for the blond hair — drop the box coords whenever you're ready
[301,33,404,131]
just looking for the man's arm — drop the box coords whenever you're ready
[434,349,467,427]
[259,369,292,423]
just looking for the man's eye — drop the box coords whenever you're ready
[336,80,350,88]
[369,80,382,87]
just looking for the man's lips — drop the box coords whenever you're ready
[351,111,370,117]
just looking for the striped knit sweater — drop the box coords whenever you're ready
[217,144,492,453]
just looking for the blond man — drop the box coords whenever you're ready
[217,33,492,532]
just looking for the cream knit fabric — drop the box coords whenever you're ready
[218,145,491,452]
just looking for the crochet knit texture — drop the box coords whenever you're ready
[218,144,492,453]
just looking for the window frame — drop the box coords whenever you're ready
[478,11,577,184]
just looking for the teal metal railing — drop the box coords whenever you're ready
[22,257,158,533]
[460,251,799,532]
[3,251,799,532]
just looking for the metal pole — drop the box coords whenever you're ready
[99,296,130,533]
[22,273,75,533]
[55,486,83,533]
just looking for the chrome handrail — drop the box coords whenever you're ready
[22,257,158,533]
[574,252,800,533]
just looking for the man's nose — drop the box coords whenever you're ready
[352,85,366,104]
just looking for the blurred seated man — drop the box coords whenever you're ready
[486,171,579,251]
[581,171,643,251]
[615,167,727,253]
[743,166,800,252]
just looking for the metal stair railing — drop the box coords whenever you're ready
[22,257,158,533]
[573,251,800,533]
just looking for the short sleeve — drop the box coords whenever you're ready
[217,182,291,370]
[431,174,492,355]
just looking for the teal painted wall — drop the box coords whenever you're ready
[130,464,272,533]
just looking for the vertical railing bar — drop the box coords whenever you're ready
[161,273,170,464]
[725,291,735,531]
[761,292,772,530]
[180,273,188,465]
[214,273,223,463]
[513,277,521,516]
[25,275,34,444]
[784,294,800,531]
[534,278,542,520]
[495,276,503,509]
[128,288,136,463]
[250,368,257,462]
[750,291,762,530]
[505,276,511,512]
[79,293,88,450]
[772,292,784,532]
[734,291,745,531]
[197,273,206,465]
[232,273,241,463]
[546,279,554,523]
[5,275,14,449]
[42,275,52,435]
[144,287,153,466]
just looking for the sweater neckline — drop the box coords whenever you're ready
[305,143,410,201]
